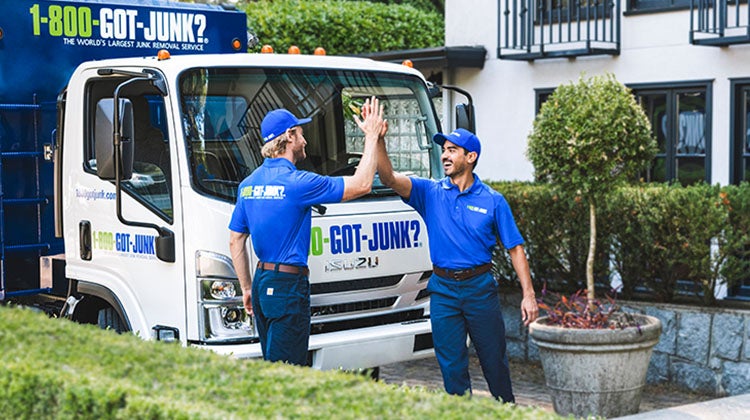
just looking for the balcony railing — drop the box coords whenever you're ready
[691,0,750,46]
[498,0,621,61]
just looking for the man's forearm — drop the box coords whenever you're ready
[230,232,251,291]
[510,245,534,297]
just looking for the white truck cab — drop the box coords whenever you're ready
[58,52,446,369]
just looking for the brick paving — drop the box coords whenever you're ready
[380,354,714,415]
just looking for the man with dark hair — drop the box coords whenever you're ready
[375,126,538,402]
[228,98,385,365]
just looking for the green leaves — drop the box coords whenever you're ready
[527,74,657,200]
[240,0,444,55]
[491,182,750,305]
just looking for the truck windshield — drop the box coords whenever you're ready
[178,67,440,203]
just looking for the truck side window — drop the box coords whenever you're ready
[85,84,172,222]
[129,95,172,220]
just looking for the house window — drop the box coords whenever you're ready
[631,83,711,185]
[731,79,750,184]
[729,79,750,300]
[627,0,692,13]
[535,81,712,185]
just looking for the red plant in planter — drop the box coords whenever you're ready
[537,285,642,331]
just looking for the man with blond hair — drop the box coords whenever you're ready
[228,98,385,365]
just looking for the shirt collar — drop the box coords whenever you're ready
[264,157,296,170]
[440,173,482,194]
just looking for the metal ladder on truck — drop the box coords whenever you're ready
[0,94,60,301]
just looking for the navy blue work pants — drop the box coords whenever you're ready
[251,268,310,366]
[428,271,515,403]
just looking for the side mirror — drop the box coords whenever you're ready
[156,227,176,263]
[456,103,476,133]
[95,98,134,180]
[439,84,476,134]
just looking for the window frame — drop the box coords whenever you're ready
[625,0,692,14]
[629,80,713,185]
[729,78,750,185]
[84,79,174,224]
[535,80,713,185]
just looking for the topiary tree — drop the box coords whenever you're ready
[527,74,657,307]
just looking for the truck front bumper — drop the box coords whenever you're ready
[193,318,433,370]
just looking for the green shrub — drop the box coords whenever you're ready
[0,306,558,419]
[608,184,726,304]
[489,181,749,305]
[490,181,611,294]
[240,0,444,55]
[327,0,444,14]
[718,183,750,295]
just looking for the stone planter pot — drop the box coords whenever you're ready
[529,314,662,418]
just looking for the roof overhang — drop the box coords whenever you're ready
[361,46,487,71]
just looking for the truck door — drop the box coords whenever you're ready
[69,73,186,338]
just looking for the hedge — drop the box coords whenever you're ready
[490,182,750,305]
[0,306,558,419]
[241,0,444,55]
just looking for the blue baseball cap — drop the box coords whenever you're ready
[433,128,481,158]
[261,109,312,143]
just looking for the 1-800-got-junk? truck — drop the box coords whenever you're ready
[1,0,474,370]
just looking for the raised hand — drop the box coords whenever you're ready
[354,96,386,141]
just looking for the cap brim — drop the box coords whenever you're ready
[294,117,312,127]
[433,132,450,146]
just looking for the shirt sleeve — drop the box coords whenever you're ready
[296,171,345,206]
[228,187,249,233]
[494,194,524,249]
[405,176,432,214]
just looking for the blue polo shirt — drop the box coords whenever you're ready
[406,174,524,270]
[229,158,345,266]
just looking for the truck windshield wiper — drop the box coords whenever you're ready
[313,204,327,215]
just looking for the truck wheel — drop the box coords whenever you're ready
[97,307,126,333]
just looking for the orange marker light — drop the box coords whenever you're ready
[232,38,242,51]
[314,47,326,56]
[157,49,171,60]
[260,44,274,53]
[402,59,414,68]
[288,45,301,54]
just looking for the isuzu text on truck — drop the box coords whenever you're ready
[1,0,474,370]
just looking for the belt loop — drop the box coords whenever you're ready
[273,262,280,274]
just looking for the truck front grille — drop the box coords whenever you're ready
[311,297,397,317]
[310,274,403,295]
[310,308,426,335]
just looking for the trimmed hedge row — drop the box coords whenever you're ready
[241,0,444,55]
[490,182,750,305]
[0,306,557,419]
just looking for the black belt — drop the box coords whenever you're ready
[257,262,310,276]
[432,263,492,281]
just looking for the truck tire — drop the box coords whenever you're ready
[97,307,126,333]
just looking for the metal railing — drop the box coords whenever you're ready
[691,0,750,45]
[498,0,621,60]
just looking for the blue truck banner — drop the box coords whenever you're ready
[2,0,247,101]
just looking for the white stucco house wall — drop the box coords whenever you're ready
[442,0,750,187]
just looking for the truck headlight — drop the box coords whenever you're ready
[209,280,237,300]
[196,251,257,343]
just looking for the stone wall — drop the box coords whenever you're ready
[499,292,750,397]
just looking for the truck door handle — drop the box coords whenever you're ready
[79,220,92,261]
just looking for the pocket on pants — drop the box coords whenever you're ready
[258,275,308,319]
